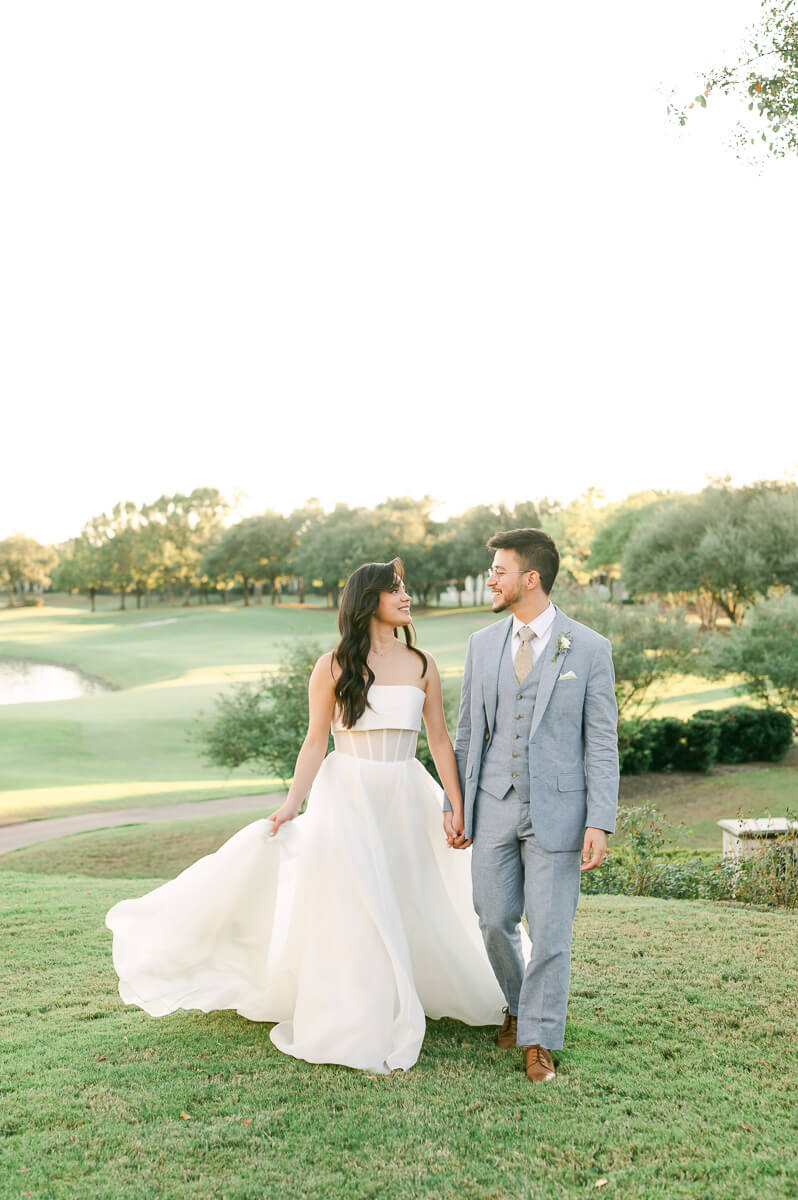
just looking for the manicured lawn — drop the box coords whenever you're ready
[620,747,798,849]
[1,863,794,1200]
[0,601,338,820]
[0,809,277,880]
[1,601,795,834]
[0,601,496,821]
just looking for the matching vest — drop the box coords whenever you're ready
[478,631,545,803]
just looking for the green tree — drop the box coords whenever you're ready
[622,482,798,628]
[292,505,382,607]
[440,505,508,606]
[89,504,139,610]
[238,511,297,604]
[146,488,229,604]
[557,586,699,718]
[129,519,164,609]
[541,489,607,586]
[202,512,297,606]
[508,500,542,530]
[669,1,798,161]
[588,492,679,596]
[705,591,798,715]
[369,497,443,606]
[51,533,106,611]
[200,533,239,605]
[199,641,332,783]
[0,535,58,605]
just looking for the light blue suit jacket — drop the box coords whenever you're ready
[445,606,619,852]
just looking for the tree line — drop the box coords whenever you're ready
[1,479,797,626]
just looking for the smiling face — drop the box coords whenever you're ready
[486,548,537,613]
[375,575,412,627]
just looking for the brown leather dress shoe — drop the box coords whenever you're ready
[524,1045,556,1083]
[497,1007,518,1049]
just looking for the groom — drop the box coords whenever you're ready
[443,528,619,1083]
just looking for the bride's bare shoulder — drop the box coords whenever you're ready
[410,645,440,688]
[311,650,341,689]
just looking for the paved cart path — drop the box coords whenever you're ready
[0,792,286,856]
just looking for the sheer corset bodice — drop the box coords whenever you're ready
[333,728,419,762]
[331,684,424,762]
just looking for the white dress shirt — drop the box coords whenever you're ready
[511,602,556,667]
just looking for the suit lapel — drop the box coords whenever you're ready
[482,617,513,735]
[530,607,571,739]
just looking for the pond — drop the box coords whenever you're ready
[0,659,115,705]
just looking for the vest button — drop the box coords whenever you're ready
[512,772,518,778]
[484,732,490,741]
[516,694,522,700]
[515,714,521,720]
[512,753,519,758]
[514,734,520,739]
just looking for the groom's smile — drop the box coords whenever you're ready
[486,550,528,613]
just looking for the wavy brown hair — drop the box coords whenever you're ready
[333,558,427,729]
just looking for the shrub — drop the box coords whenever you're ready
[692,705,794,764]
[732,829,798,909]
[580,804,797,908]
[646,717,685,771]
[614,803,669,895]
[673,714,720,771]
[619,705,793,775]
[617,719,652,775]
[199,640,332,784]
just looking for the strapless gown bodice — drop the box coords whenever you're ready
[332,684,424,762]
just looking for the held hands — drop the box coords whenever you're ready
[444,810,472,850]
[268,797,301,837]
[581,827,608,872]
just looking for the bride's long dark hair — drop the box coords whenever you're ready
[333,558,427,729]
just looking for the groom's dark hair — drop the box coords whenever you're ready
[486,528,560,594]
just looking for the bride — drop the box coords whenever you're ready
[106,559,517,1074]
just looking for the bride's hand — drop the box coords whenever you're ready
[444,810,471,850]
[269,799,300,836]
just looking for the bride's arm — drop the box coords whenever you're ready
[420,654,467,844]
[269,652,337,835]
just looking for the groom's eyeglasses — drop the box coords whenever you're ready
[488,566,530,579]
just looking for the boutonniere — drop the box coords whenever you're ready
[551,631,572,662]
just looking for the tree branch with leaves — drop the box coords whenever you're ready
[669,0,798,161]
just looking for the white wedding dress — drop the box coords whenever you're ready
[106,685,516,1074]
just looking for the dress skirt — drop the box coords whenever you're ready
[106,751,514,1074]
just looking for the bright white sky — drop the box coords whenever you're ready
[1,0,796,544]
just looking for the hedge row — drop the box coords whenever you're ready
[619,705,794,775]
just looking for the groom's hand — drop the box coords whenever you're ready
[580,827,607,871]
[444,812,472,850]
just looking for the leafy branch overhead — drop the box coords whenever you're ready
[669,0,798,160]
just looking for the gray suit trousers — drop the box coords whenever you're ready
[471,787,581,1051]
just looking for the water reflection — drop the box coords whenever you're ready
[0,659,114,705]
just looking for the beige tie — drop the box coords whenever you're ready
[514,625,536,683]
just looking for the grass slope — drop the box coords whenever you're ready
[620,747,798,848]
[0,809,277,879]
[1,868,794,1200]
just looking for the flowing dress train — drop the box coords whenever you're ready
[106,685,524,1073]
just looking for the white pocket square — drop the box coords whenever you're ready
[558,670,577,681]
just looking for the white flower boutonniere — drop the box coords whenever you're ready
[552,631,572,662]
